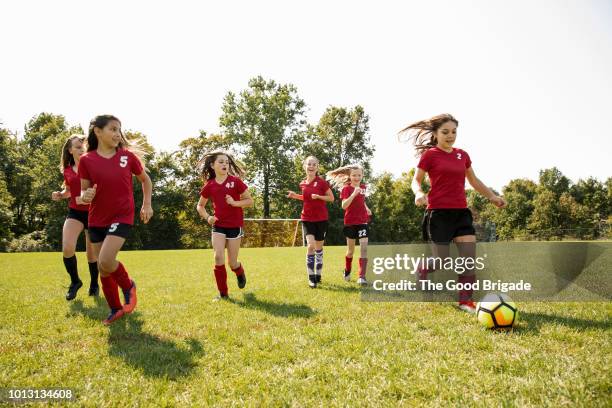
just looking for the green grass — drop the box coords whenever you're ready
[0,247,610,407]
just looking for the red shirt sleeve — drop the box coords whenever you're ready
[320,178,330,192]
[417,149,432,172]
[78,157,90,180]
[63,169,70,188]
[340,185,351,199]
[200,182,210,198]
[128,150,144,175]
[236,178,248,194]
[464,150,472,169]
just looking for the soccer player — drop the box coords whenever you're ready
[327,164,372,286]
[79,115,153,325]
[401,113,506,313]
[51,134,98,300]
[196,151,253,301]
[288,156,334,288]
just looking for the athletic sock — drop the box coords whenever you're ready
[100,275,122,310]
[214,264,228,296]
[88,261,99,288]
[345,256,353,273]
[110,262,132,290]
[63,255,80,284]
[358,257,368,278]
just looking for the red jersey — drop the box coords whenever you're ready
[78,149,144,227]
[63,166,89,212]
[417,147,472,209]
[340,184,369,225]
[299,176,330,222]
[200,175,248,228]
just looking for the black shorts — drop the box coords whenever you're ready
[422,209,476,244]
[212,225,244,240]
[66,208,89,229]
[343,224,369,240]
[302,220,328,242]
[88,223,132,243]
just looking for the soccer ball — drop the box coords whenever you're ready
[476,293,518,329]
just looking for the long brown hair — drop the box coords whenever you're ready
[398,113,459,157]
[87,114,149,167]
[59,134,85,173]
[326,164,363,190]
[197,150,245,181]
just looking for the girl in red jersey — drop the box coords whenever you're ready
[196,151,253,301]
[79,115,153,325]
[401,113,505,313]
[51,135,99,300]
[288,156,334,288]
[327,164,372,286]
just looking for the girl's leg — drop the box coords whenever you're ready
[84,231,99,295]
[226,237,246,289]
[358,237,369,281]
[97,236,136,324]
[62,219,85,300]
[344,238,356,280]
[212,232,229,297]
[454,235,477,307]
[314,240,324,283]
[305,234,316,286]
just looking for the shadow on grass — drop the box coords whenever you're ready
[235,292,316,318]
[318,283,362,294]
[69,298,204,380]
[516,310,612,334]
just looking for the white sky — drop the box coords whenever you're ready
[1,0,611,191]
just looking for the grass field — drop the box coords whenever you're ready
[1,247,610,407]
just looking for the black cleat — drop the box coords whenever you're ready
[66,280,83,301]
[343,269,351,282]
[237,273,247,289]
[315,274,322,284]
[308,275,317,288]
[88,285,99,296]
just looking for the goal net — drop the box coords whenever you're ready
[242,218,305,248]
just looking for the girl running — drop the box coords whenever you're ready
[51,134,99,300]
[401,113,506,313]
[79,115,153,325]
[327,164,372,286]
[288,156,334,288]
[196,151,253,301]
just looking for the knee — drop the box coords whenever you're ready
[346,249,354,257]
[214,253,225,266]
[98,257,115,273]
[307,244,315,254]
[62,243,76,258]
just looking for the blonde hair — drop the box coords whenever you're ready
[59,134,86,173]
[326,164,363,190]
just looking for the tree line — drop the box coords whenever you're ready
[1,76,610,251]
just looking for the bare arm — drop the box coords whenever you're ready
[313,188,334,202]
[465,167,506,208]
[412,168,428,207]
[135,171,153,223]
[226,189,254,208]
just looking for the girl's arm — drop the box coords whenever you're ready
[465,167,506,208]
[197,196,217,225]
[412,168,428,207]
[80,179,96,204]
[135,171,154,223]
[287,191,303,200]
[51,186,71,201]
[226,190,254,208]
[341,187,360,209]
[313,188,334,202]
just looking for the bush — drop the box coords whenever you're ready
[8,230,53,252]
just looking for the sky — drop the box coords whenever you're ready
[1,0,611,191]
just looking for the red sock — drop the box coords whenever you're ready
[214,264,228,295]
[110,262,132,290]
[231,263,245,276]
[345,256,353,272]
[100,275,122,310]
[359,258,368,278]
[458,274,476,302]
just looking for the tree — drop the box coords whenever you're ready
[539,167,571,198]
[220,76,307,218]
[0,172,14,250]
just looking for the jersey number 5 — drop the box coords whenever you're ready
[119,156,128,168]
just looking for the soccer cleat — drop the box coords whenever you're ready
[308,275,317,288]
[122,280,137,313]
[315,274,322,284]
[65,280,83,301]
[458,300,477,314]
[88,285,99,296]
[103,308,125,325]
[237,273,247,289]
[213,294,230,302]
[357,277,368,286]
[343,269,351,282]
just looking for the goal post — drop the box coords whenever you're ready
[242,218,305,248]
